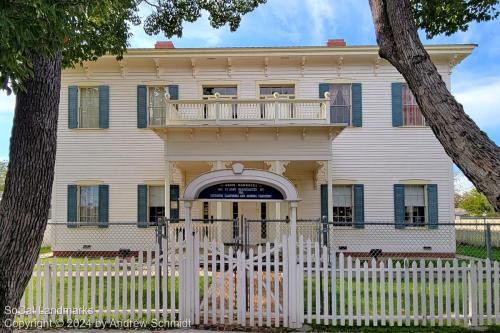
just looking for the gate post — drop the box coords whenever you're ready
[182,201,195,323]
[287,202,301,328]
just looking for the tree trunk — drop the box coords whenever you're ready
[369,0,500,211]
[0,51,61,333]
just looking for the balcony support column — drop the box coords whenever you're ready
[327,160,333,223]
[164,160,171,220]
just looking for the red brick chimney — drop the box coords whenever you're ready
[326,39,346,47]
[154,41,175,49]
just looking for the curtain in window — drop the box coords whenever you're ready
[404,185,425,206]
[149,87,166,124]
[149,186,165,207]
[402,85,425,126]
[79,186,99,223]
[80,88,99,128]
[333,185,352,207]
[330,84,351,123]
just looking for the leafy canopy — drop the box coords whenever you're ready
[413,0,499,38]
[0,0,265,93]
[457,188,498,216]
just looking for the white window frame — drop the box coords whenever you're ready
[402,84,426,127]
[77,185,99,225]
[404,184,428,227]
[78,86,100,129]
[329,83,352,125]
[332,184,354,227]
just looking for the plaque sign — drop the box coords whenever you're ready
[198,182,284,200]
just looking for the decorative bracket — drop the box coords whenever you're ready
[118,60,126,78]
[300,56,306,77]
[337,56,344,77]
[302,127,306,140]
[83,63,91,79]
[264,57,269,77]
[190,58,197,78]
[374,56,381,76]
[245,127,249,140]
[216,127,220,140]
[153,58,160,78]
[448,54,458,74]
[227,57,232,77]
[189,128,194,140]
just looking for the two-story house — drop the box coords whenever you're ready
[50,39,474,257]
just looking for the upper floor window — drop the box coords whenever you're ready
[332,185,353,225]
[79,185,99,223]
[259,85,295,98]
[330,84,351,124]
[402,85,425,126]
[404,185,426,227]
[149,185,165,225]
[148,87,167,125]
[202,85,238,119]
[79,87,99,128]
[259,84,295,119]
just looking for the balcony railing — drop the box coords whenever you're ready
[148,97,344,127]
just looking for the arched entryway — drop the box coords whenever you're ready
[182,163,301,242]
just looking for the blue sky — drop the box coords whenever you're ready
[0,0,498,189]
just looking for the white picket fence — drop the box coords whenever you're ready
[18,236,500,327]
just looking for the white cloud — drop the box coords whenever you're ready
[454,78,500,129]
[304,0,335,44]
[0,93,15,114]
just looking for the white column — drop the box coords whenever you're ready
[327,160,333,222]
[164,161,171,220]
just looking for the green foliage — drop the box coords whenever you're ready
[0,160,6,193]
[457,188,497,216]
[413,0,500,38]
[0,0,265,94]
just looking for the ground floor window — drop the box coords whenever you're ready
[149,186,165,225]
[404,185,426,227]
[260,202,267,239]
[332,185,353,226]
[79,186,99,223]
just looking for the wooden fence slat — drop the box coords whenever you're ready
[170,244,176,321]
[130,257,136,321]
[114,257,120,320]
[355,259,361,326]
[90,261,96,323]
[420,259,426,326]
[68,260,73,319]
[211,241,217,324]
[314,242,321,324]
[396,262,402,327]
[445,261,451,326]
[461,262,468,327]
[138,251,143,320]
[339,252,345,325]
[404,261,410,326]
[470,262,478,327]
[323,248,330,326]
[219,242,225,324]
[437,259,443,326]
[106,261,112,320]
[36,260,41,320]
[266,242,272,327]
[429,262,435,326]
[162,241,168,322]
[485,259,492,325]
[372,258,378,326]
[298,237,304,324]
[388,259,394,326]
[347,256,353,326]
[155,246,160,321]
[282,236,288,327]
[493,261,499,325]
[331,248,337,326]
[257,245,263,327]
[477,260,484,326]
[412,261,418,326]
[146,251,152,321]
[274,243,280,328]
[380,261,386,326]
[98,258,104,322]
[203,238,209,325]
[82,258,88,321]
[51,258,57,322]
[28,268,33,322]
[228,246,234,325]
[194,235,200,325]
[453,259,459,325]
[362,260,369,326]
[249,248,255,327]
[43,262,50,322]
[306,241,312,323]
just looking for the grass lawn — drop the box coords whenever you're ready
[456,244,500,261]
[310,323,500,332]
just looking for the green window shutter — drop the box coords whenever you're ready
[353,184,365,228]
[351,83,362,127]
[68,86,78,129]
[137,185,148,228]
[67,185,77,228]
[98,185,109,228]
[427,184,438,229]
[319,83,330,99]
[392,82,403,127]
[170,185,180,222]
[98,85,109,129]
[394,184,406,229]
[168,85,179,100]
[137,85,147,128]
[320,184,328,219]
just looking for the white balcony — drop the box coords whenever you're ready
[148,96,349,128]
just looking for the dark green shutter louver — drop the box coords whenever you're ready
[320,184,328,220]
[351,83,362,127]
[394,184,406,229]
[392,83,403,127]
[137,185,148,228]
[353,184,365,228]
[67,185,77,228]
[98,185,109,228]
[98,85,109,129]
[427,184,438,229]
[168,85,179,100]
[68,86,78,129]
[170,185,180,222]
[137,85,147,128]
